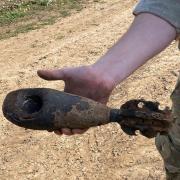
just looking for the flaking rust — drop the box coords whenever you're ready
[113,99,172,138]
[2,88,172,138]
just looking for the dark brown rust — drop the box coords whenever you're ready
[2,88,110,130]
[111,99,172,138]
[2,88,172,138]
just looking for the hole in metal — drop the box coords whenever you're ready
[22,95,43,114]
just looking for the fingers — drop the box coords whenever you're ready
[53,128,88,136]
[37,69,66,81]
[54,128,72,136]
[71,129,88,134]
[54,130,62,135]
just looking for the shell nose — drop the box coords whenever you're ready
[2,88,55,130]
[2,89,44,124]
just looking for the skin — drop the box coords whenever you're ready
[37,13,176,136]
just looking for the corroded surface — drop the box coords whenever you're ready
[111,99,172,138]
[3,88,111,130]
[3,88,172,138]
[0,1,179,178]
[54,97,110,129]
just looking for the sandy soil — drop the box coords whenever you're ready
[0,0,179,179]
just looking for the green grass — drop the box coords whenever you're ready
[0,0,84,39]
[0,23,37,39]
[0,0,83,25]
[0,16,57,39]
[0,8,26,25]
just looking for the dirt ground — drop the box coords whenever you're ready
[0,0,179,179]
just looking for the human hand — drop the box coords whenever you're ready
[37,65,115,135]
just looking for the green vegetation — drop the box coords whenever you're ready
[0,0,84,39]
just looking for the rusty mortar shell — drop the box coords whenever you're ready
[2,88,115,130]
[2,88,171,138]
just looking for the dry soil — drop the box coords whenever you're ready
[0,0,180,179]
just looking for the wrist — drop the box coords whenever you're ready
[85,64,116,92]
[88,64,117,91]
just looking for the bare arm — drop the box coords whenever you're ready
[92,13,176,87]
[38,13,176,135]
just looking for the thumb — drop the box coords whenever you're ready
[37,69,66,81]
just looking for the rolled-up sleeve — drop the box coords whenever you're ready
[134,0,180,39]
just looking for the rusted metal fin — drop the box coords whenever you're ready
[118,99,172,138]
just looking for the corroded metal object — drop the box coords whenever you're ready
[2,88,172,138]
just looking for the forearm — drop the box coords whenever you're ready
[92,13,176,87]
